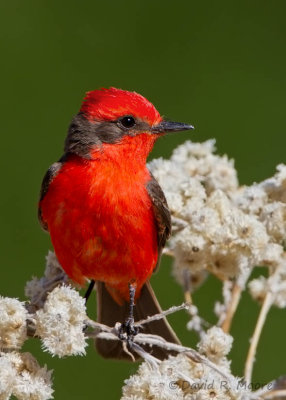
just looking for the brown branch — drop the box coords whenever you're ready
[244,291,274,384]
[221,283,242,333]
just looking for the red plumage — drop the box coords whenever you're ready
[40,88,162,304]
[41,135,158,303]
[39,88,192,359]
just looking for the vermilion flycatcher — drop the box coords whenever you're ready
[38,88,193,359]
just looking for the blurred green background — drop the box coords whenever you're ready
[0,0,286,398]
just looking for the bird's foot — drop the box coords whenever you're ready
[118,317,139,344]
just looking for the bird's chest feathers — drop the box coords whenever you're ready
[42,145,158,288]
[50,157,153,239]
[88,161,151,217]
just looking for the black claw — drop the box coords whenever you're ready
[119,317,139,340]
[126,318,139,336]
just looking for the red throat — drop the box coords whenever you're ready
[90,133,157,162]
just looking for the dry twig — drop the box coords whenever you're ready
[244,291,274,384]
[221,283,242,333]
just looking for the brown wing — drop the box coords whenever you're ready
[146,172,171,271]
[38,157,66,231]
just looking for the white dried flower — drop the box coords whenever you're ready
[258,243,283,267]
[259,202,286,242]
[169,140,238,195]
[0,353,16,399]
[214,281,234,325]
[248,276,268,304]
[249,259,286,308]
[0,297,28,350]
[179,179,207,220]
[150,141,286,307]
[148,158,184,194]
[122,353,248,400]
[25,251,70,311]
[12,352,53,400]
[233,185,268,216]
[25,278,43,304]
[198,327,233,363]
[44,251,64,279]
[171,189,270,284]
[233,165,286,246]
[186,304,207,338]
[122,354,190,400]
[0,352,53,400]
[35,285,87,357]
[260,164,286,203]
[148,140,237,218]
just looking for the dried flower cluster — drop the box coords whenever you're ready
[122,328,246,400]
[0,297,28,350]
[0,255,88,399]
[25,251,70,312]
[123,140,286,399]
[149,140,286,293]
[0,295,53,399]
[35,285,87,357]
[0,352,53,400]
[0,140,285,399]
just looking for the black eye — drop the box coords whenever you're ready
[119,115,136,129]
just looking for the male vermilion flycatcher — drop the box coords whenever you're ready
[38,88,193,359]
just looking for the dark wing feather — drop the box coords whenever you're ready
[146,172,171,271]
[38,156,66,231]
[96,281,180,360]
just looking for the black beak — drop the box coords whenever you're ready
[151,120,194,134]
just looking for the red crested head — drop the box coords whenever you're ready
[80,87,162,126]
[64,87,193,159]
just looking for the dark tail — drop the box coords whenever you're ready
[95,281,180,361]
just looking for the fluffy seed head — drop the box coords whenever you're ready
[0,297,28,350]
[35,285,87,357]
[0,352,53,400]
[198,327,233,362]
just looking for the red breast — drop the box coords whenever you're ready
[40,135,159,303]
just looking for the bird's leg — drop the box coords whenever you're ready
[127,282,136,325]
[119,282,139,343]
[82,280,96,333]
[84,279,95,303]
